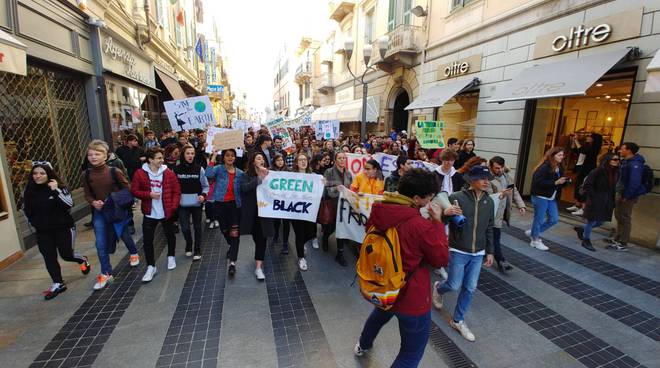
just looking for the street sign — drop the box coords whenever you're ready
[208,85,224,93]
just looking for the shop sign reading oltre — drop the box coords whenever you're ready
[437,54,481,81]
[533,8,642,59]
[101,34,155,88]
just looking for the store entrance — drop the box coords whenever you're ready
[520,71,635,206]
[392,91,410,132]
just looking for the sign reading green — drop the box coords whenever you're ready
[415,121,445,149]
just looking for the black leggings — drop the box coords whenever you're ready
[290,220,316,259]
[142,217,177,266]
[205,201,215,221]
[322,223,345,253]
[179,207,203,254]
[216,201,240,262]
[252,218,267,261]
[36,228,84,284]
[273,219,290,245]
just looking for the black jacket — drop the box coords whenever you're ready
[115,145,145,179]
[454,150,476,170]
[531,161,564,198]
[23,185,74,231]
[582,165,618,222]
[239,174,274,237]
[384,170,402,193]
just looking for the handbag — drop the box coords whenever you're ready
[317,198,337,224]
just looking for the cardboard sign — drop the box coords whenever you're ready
[164,96,215,132]
[233,119,260,133]
[415,121,445,149]
[257,171,324,222]
[335,188,382,242]
[211,129,244,152]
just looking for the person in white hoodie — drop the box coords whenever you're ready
[433,149,461,279]
[131,147,181,282]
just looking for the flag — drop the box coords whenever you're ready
[176,8,185,26]
[195,37,204,62]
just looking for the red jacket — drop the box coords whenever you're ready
[366,194,448,316]
[130,166,181,219]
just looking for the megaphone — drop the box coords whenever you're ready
[432,192,466,227]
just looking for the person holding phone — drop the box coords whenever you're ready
[527,147,568,251]
[488,157,526,272]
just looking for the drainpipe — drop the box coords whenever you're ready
[137,0,152,48]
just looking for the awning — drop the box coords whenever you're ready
[488,48,632,103]
[645,49,660,93]
[179,79,202,97]
[405,77,479,110]
[311,96,380,122]
[0,29,27,76]
[155,69,187,100]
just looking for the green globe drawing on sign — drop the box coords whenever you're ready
[194,101,206,113]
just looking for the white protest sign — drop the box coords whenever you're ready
[347,153,439,179]
[257,171,324,222]
[314,120,340,140]
[336,188,383,242]
[233,120,260,133]
[266,117,295,154]
[205,127,225,154]
[164,96,215,131]
[346,153,370,177]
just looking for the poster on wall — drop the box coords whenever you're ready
[415,121,445,149]
[335,188,382,242]
[257,171,324,222]
[164,96,215,132]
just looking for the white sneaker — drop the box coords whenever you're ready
[205,218,211,224]
[530,239,549,251]
[571,209,584,216]
[298,258,308,271]
[167,256,176,270]
[209,221,216,229]
[142,266,157,282]
[93,274,113,290]
[213,220,219,228]
[432,281,443,310]
[524,229,532,238]
[433,268,448,280]
[450,320,476,342]
[566,205,578,211]
[185,251,193,257]
[193,254,202,261]
[312,239,319,249]
[255,268,266,280]
[354,342,368,357]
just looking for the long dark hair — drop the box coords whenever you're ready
[25,163,66,196]
[365,159,383,180]
[246,152,266,177]
[534,146,565,172]
[293,152,312,173]
[271,153,287,171]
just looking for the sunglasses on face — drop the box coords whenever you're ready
[32,160,53,168]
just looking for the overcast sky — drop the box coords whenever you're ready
[204,0,330,114]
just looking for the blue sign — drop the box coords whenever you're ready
[208,85,224,93]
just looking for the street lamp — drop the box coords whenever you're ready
[345,35,388,141]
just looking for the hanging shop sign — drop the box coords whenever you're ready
[437,54,482,81]
[533,8,642,59]
[101,34,155,87]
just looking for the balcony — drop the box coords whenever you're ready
[321,45,334,65]
[373,25,423,73]
[317,75,334,94]
[329,1,355,23]
[295,62,312,83]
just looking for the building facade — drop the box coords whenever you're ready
[408,0,660,248]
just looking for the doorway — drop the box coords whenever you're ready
[519,71,635,203]
[392,91,409,132]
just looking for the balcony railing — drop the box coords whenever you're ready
[295,62,312,82]
[372,25,423,70]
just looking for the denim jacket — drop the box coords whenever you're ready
[205,165,243,207]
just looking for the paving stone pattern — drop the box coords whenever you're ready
[30,234,165,368]
[428,322,478,368]
[156,229,227,368]
[503,226,660,299]
[478,270,646,368]
[263,246,335,368]
[501,244,660,341]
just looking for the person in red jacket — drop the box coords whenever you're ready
[354,168,450,367]
[130,147,181,282]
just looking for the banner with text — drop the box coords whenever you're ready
[415,121,445,149]
[257,171,324,222]
[336,188,383,242]
[346,153,438,178]
[164,96,215,131]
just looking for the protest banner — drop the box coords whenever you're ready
[257,171,324,222]
[210,129,244,152]
[164,96,215,131]
[269,125,296,154]
[314,120,340,140]
[346,153,369,177]
[348,153,438,178]
[335,188,383,242]
[415,121,445,149]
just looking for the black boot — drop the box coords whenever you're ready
[322,237,329,252]
[335,251,347,267]
[581,239,596,252]
[573,226,584,240]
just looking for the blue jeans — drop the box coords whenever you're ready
[359,309,431,368]
[530,196,559,238]
[436,252,484,322]
[93,209,138,275]
[583,220,603,240]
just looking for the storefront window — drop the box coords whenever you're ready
[105,77,162,148]
[521,72,634,200]
[436,91,478,143]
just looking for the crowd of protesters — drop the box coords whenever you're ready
[24,120,650,368]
